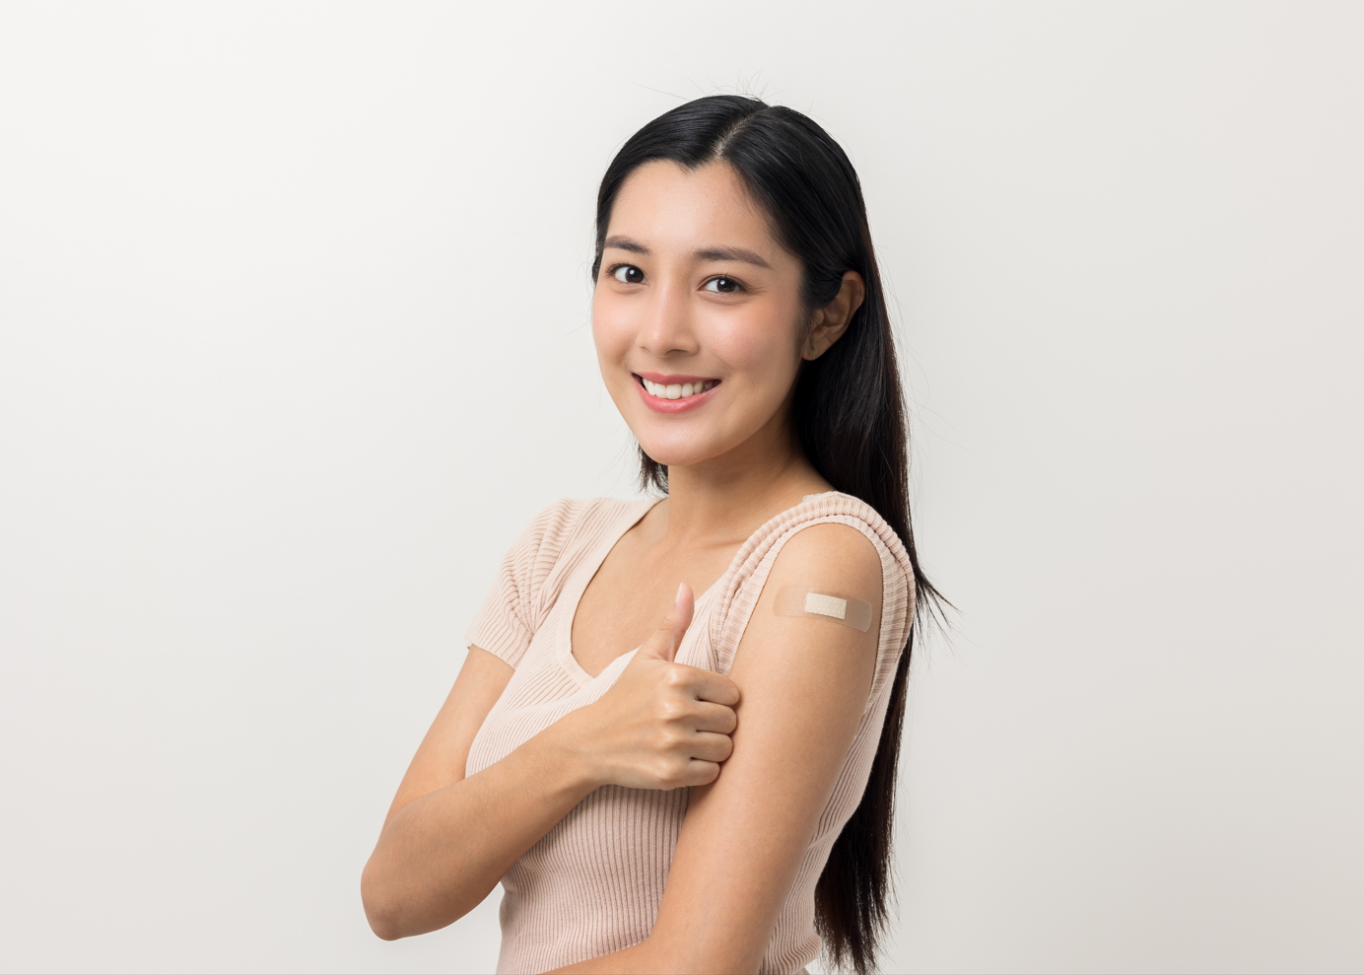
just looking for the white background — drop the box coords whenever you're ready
[1,3,1360,973]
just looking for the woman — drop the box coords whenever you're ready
[361,94,939,975]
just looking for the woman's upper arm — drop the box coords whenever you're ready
[647,523,885,974]
[383,646,513,826]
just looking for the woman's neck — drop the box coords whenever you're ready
[659,418,830,549]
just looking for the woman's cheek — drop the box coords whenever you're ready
[708,312,801,402]
[591,301,632,373]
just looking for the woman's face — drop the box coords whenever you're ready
[592,160,808,472]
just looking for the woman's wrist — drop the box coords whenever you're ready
[527,707,609,795]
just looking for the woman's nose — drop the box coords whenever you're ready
[638,280,698,357]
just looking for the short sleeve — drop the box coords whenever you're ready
[464,499,594,669]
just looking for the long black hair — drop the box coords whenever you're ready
[592,95,943,974]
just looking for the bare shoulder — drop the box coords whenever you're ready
[729,522,884,689]
[764,521,883,605]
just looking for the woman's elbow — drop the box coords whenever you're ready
[361,856,484,941]
[366,910,404,943]
[360,860,407,941]
[367,915,404,942]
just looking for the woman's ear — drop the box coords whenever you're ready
[803,271,866,360]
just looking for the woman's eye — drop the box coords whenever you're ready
[704,276,742,294]
[612,265,644,285]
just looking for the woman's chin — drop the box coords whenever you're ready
[637,449,701,470]
[633,439,725,471]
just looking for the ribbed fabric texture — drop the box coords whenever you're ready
[465,492,916,975]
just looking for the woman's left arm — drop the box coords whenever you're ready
[550,522,886,975]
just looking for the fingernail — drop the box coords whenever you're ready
[676,583,686,602]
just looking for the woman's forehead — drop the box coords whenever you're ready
[607,160,783,261]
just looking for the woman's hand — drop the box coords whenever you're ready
[564,584,740,791]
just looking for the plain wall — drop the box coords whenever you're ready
[1,3,1360,972]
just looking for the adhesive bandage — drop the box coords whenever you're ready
[774,588,873,632]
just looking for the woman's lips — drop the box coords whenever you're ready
[633,374,721,414]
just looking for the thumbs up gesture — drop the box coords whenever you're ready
[639,581,696,663]
[566,584,741,791]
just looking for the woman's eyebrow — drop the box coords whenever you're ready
[694,246,771,269]
[603,236,649,254]
[603,237,771,270]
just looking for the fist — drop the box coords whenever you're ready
[573,584,740,790]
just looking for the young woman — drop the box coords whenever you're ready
[361,95,939,975]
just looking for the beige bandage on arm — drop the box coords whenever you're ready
[773,588,873,632]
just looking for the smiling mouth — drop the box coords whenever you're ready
[637,376,719,400]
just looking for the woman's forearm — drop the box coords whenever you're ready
[362,598,740,942]
[361,716,597,940]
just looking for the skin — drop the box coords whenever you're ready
[361,159,880,973]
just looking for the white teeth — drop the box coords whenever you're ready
[640,378,717,398]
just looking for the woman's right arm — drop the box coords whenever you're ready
[361,645,583,940]
[361,585,738,941]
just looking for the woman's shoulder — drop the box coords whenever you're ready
[765,520,883,587]
[470,496,658,667]
[500,496,658,585]
[734,491,913,586]
[514,495,657,554]
[706,491,916,675]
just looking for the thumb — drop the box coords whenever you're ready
[640,583,694,662]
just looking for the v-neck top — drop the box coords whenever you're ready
[464,492,916,975]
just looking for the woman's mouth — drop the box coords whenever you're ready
[634,373,721,413]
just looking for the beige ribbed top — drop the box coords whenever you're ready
[465,492,915,975]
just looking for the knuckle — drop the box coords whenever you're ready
[654,757,682,787]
